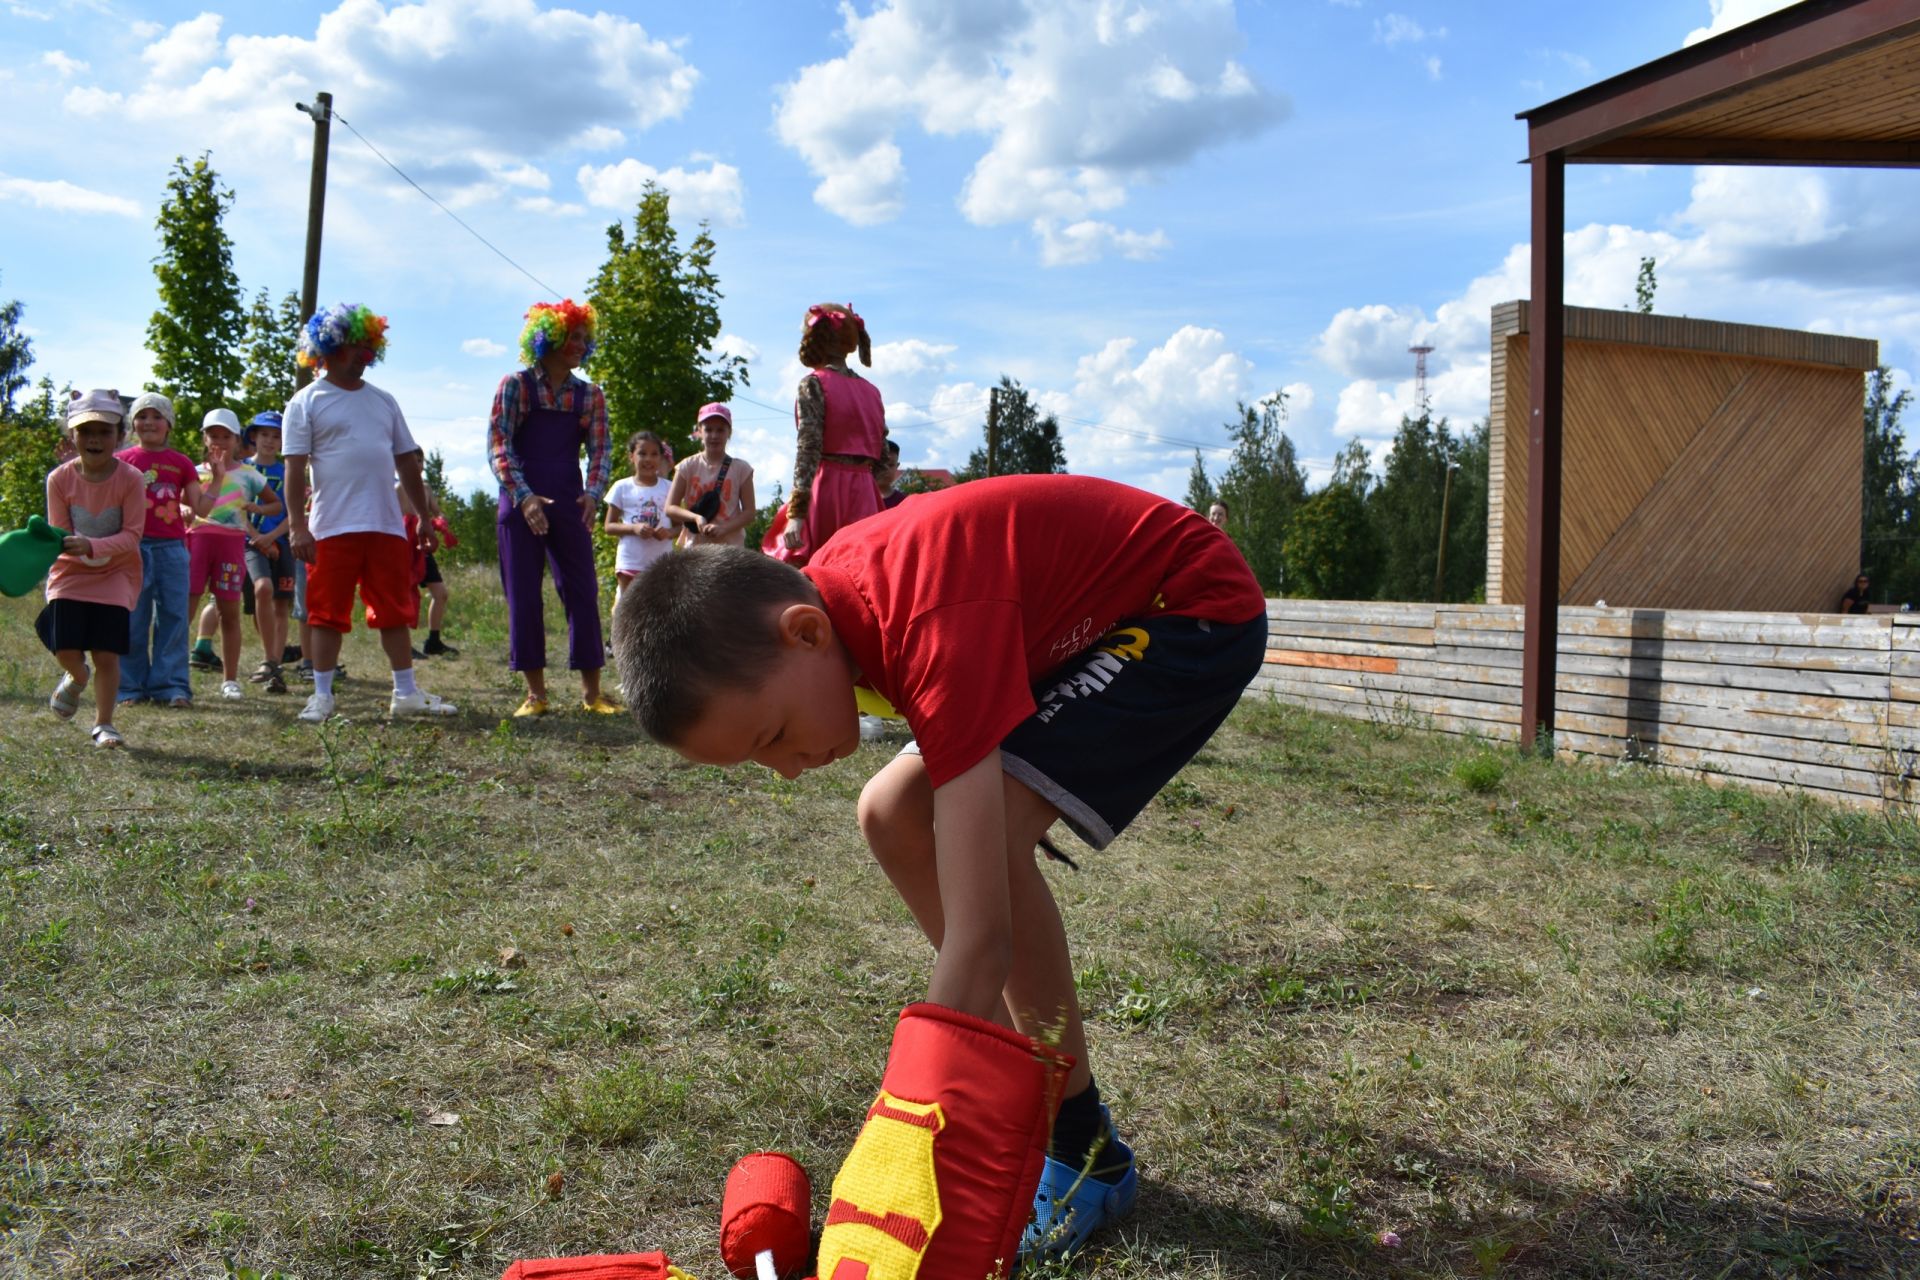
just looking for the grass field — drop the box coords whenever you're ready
[3,564,1919,1279]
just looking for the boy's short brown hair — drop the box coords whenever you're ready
[612,546,819,744]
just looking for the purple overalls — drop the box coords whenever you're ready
[497,370,603,673]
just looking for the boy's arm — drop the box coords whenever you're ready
[395,450,437,553]
[284,456,314,562]
[926,750,1015,1018]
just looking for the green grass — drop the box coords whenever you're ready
[3,565,1919,1277]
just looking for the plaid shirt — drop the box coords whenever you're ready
[487,368,612,504]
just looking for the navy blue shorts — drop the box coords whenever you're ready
[905,612,1268,849]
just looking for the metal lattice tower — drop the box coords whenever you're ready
[1408,344,1435,411]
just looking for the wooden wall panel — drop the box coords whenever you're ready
[1244,598,1904,809]
[1487,303,1872,612]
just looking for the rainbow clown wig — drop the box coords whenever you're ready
[519,299,596,367]
[297,303,389,370]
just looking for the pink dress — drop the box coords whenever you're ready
[770,366,885,566]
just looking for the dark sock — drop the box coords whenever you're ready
[1048,1081,1130,1183]
[428,630,442,644]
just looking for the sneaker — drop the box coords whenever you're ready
[513,695,550,718]
[390,689,458,718]
[582,694,622,714]
[297,691,336,724]
[90,724,125,749]
[188,646,218,671]
[50,670,86,720]
[859,714,888,742]
[247,660,279,684]
[423,636,459,657]
[265,670,288,696]
[220,680,244,701]
[1021,1109,1138,1262]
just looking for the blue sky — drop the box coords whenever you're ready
[2,0,1913,500]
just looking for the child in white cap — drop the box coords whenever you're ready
[41,390,147,747]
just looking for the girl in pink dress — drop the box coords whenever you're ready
[767,302,886,566]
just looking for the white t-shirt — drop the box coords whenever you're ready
[282,377,419,540]
[606,475,673,573]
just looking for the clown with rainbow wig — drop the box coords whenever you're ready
[487,298,616,717]
[281,302,459,726]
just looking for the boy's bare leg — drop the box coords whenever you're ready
[308,624,343,673]
[859,754,1091,1092]
[426,582,448,632]
[377,626,414,673]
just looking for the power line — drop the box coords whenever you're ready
[332,111,561,298]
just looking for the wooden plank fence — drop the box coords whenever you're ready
[1245,599,1920,808]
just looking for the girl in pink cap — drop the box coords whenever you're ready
[666,401,755,548]
[765,302,886,567]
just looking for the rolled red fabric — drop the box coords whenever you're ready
[816,1002,1074,1280]
[720,1151,813,1278]
[500,1253,683,1280]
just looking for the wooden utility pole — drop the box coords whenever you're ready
[295,91,332,388]
[986,385,1002,477]
[1433,461,1457,600]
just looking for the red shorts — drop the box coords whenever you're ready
[188,525,248,601]
[307,531,419,633]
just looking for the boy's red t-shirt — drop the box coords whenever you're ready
[803,474,1266,788]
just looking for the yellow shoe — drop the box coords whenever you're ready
[582,694,622,714]
[513,695,550,718]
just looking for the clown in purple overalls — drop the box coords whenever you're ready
[486,299,617,717]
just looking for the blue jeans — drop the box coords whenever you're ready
[121,537,191,702]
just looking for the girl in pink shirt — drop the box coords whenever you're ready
[41,390,146,748]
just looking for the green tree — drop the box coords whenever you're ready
[586,182,746,464]
[1213,393,1307,594]
[1861,366,1918,604]
[1185,449,1216,511]
[238,287,302,419]
[1442,420,1490,603]
[0,378,64,533]
[0,277,33,419]
[1370,412,1453,601]
[1634,256,1657,314]
[958,376,1068,479]
[1282,482,1378,599]
[147,153,245,434]
[1330,439,1374,497]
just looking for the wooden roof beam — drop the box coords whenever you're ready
[1572,137,1920,166]
[1520,0,1920,160]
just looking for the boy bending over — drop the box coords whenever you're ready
[613,473,1267,1259]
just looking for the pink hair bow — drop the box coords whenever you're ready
[806,304,862,329]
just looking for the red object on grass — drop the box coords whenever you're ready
[720,1151,813,1278]
[816,1003,1074,1280]
[500,1252,680,1280]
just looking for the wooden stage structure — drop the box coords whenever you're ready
[1486,301,1876,614]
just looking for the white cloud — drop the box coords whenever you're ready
[1035,218,1170,267]
[1425,55,1442,80]
[0,173,139,217]
[871,338,957,380]
[772,0,1283,258]
[1376,14,1445,45]
[1334,378,1411,437]
[69,3,698,207]
[576,158,745,226]
[514,196,583,216]
[40,50,87,76]
[1683,0,1797,47]
[461,338,508,358]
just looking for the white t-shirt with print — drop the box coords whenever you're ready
[606,475,673,573]
[282,377,419,540]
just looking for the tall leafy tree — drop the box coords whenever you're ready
[1634,256,1657,314]
[586,182,746,463]
[0,276,33,419]
[1861,366,1918,604]
[1213,394,1307,594]
[959,376,1067,479]
[0,378,63,533]
[1370,412,1454,601]
[147,153,245,433]
[1282,483,1378,599]
[1185,449,1216,512]
[238,287,303,419]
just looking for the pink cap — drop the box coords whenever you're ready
[697,402,732,426]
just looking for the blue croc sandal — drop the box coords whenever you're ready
[1021,1110,1139,1262]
